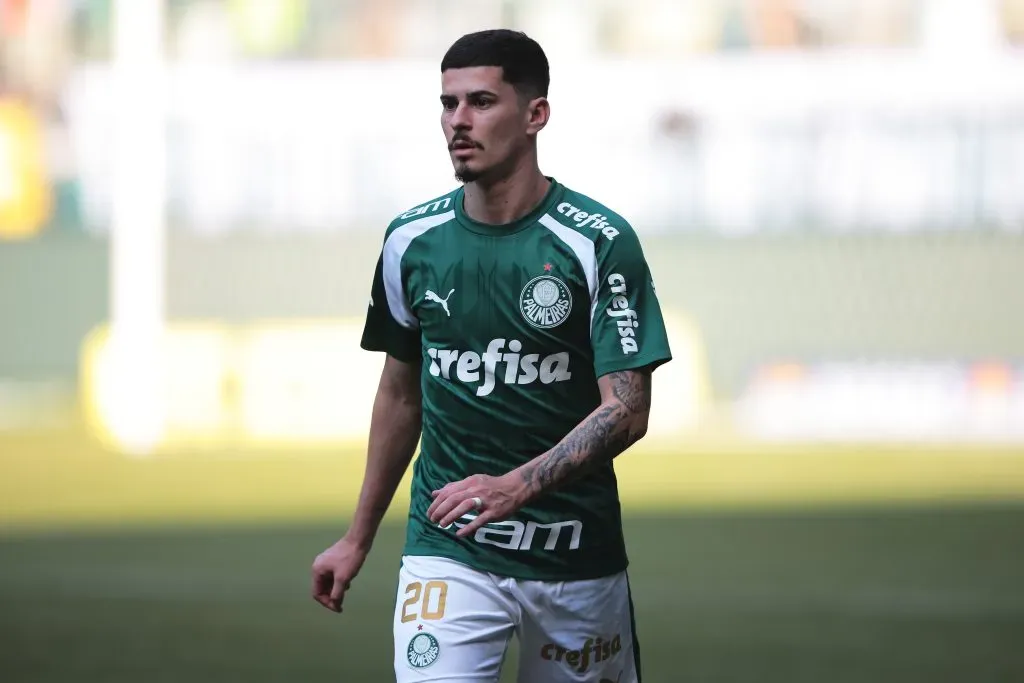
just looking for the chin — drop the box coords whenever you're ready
[454,163,483,184]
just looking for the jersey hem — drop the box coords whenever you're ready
[400,546,629,582]
[594,351,673,379]
[359,338,421,363]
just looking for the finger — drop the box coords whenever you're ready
[438,497,481,530]
[431,475,480,499]
[430,480,460,498]
[428,480,465,509]
[456,508,495,538]
[311,567,331,601]
[428,491,467,526]
[314,593,337,611]
[427,483,470,521]
[312,582,337,611]
[328,576,350,612]
[329,576,348,602]
[426,485,452,516]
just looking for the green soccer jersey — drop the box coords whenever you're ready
[360,178,672,581]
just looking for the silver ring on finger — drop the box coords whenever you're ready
[470,496,484,510]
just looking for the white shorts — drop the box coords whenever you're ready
[393,555,641,683]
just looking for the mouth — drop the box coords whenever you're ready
[451,147,477,162]
[450,139,478,152]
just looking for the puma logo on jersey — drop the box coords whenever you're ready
[606,274,639,355]
[427,338,572,397]
[424,288,454,317]
[556,202,620,240]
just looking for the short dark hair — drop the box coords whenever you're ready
[441,29,550,99]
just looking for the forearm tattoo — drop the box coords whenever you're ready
[520,370,651,495]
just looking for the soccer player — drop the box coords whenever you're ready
[312,29,672,683]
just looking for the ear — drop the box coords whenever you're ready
[525,97,550,136]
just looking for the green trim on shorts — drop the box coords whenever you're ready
[627,575,642,683]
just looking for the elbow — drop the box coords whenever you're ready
[621,406,649,444]
[608,399,650,443]
[396,390,423,419]
[394,388,421,412]
[632,414,649,442]
[408,398,424,422]
[375,384,422,422]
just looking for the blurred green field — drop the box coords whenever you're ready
[2,505,1023,683]
[3,428,1024,682]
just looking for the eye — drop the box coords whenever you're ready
[440,98,457,111]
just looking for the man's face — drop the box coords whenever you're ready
[440,66,538,184]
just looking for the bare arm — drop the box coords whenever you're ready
[345,354,423,550]
[515,367,652,501]
[312,354,421,612]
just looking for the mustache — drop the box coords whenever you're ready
[449,135,483,150]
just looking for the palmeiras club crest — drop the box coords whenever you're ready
[519,275,573,329]
[407,632,440,668]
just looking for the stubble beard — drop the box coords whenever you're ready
[454,162,483,184]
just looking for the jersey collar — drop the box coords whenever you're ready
[454,177,564,237]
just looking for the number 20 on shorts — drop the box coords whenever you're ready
[401,581,448,623]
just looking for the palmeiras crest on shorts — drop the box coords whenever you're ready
[519,275,573,329]
[407,632,440,668]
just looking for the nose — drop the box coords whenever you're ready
[448,101,472,131]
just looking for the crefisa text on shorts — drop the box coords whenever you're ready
[540,634,623,673]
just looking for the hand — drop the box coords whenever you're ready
[427,473,529,539]
[311,536,370,613]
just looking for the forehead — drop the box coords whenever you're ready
[441,66,514,95]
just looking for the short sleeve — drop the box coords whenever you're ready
[590,228,672,377]
[360,250,421,362]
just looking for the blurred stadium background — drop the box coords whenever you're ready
[2,1,1024,681]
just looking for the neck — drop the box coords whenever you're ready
[462,153,550,225]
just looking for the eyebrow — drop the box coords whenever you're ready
[440,89,499,101]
